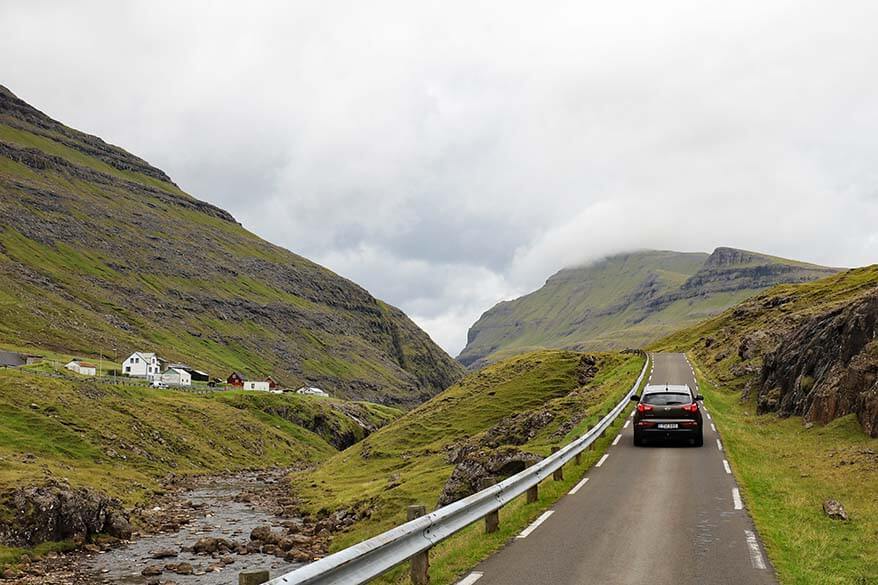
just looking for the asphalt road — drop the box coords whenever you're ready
[465,353,778,585]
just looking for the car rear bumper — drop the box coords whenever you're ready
[635,419,701,439]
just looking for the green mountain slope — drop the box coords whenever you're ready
[0,85,463,405]
[459,247,838,368]
[289,349,643,581]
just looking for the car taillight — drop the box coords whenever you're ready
[682,403,699,413]
[637,403,653,413]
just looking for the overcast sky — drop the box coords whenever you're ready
[3,1,878,354]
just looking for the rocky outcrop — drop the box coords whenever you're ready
[758,291,878,437]
[0,484,131,546]
[437,447,541,506]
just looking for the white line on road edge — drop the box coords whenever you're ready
[723,459,732,474]
[457,572,484,585]
[744,530,768,569]
[612,434,622,446]
[705,412,712,421]
[596,454,610,467]
[716,439,723,451]
[624,419,631,428]
[568,477,590,495]
[710,423,716,432]
[517,511,554,539]
[732,488,744,510]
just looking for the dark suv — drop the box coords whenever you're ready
[630,384,704,446]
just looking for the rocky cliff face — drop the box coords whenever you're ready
[759,291,878,436]
[460,248,838,368]
[0,85,462,405]
[657,265,878,437]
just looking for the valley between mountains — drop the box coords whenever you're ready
[1,85,876,585]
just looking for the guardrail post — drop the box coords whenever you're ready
[574,452,582,465]
[526,484,538,503]
[239,570,270,585]
[408,505,430,584]
[551,446,564,481]
[485,508,500,533]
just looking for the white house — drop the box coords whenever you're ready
[296,386,329,397]
[161,367,192,387]
[66,360,97,376]
[243,380,270,391]
[123,352,162,380]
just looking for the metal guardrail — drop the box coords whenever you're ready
[265,354,650,585]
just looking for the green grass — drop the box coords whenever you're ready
[290,350,646,583]
[691,360,878,584]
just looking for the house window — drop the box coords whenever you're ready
[135,357,140,364]
[125,366,131,373]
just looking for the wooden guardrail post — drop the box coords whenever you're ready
[485,508,500,533]
[408,505,430,584]
[526,484,538,503]
[239,570,270,585]
[574,451,582,465]
[551,446,564,481]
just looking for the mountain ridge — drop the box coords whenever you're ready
[459,247,839,368]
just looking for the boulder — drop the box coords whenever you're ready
[823,499,849,521]
[438,447,541,506]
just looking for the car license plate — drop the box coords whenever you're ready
[658,423,678,429]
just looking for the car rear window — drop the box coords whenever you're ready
[642,392,692,405]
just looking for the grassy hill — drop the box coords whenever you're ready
[0,85,463,406]
[652,267,878,583]
[459,247,838,368]
[0,364,401,566]
[288,350,644,582]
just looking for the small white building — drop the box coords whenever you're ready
[123,352,162,380]
[66,360,97,376]
[296,386,329,397]
[243,380,270,391]
[161,367,192,387]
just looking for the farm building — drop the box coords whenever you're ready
[66,360,97,376]
[0,351,25,367]
[167,363,209,382]
[123,352,163,380]
[265,376,279,390]
[243,380,270,391]
[227,372,245,387]
[161,367,192,387]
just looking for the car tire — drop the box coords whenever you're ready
[633,431,643,447]
[693,430,704,447]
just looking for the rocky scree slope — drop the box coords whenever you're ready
[460,247,838,368]
[0,85,462,405]
[655,265,878,437]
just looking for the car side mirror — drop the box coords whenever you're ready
[630,394,640,402]
[695,394,705,401]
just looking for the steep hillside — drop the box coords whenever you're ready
[459,247,838,368]
[655,265,878,436]
[289,350,643,553]
[0,85,463,405]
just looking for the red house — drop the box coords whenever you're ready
[265,376,279,390]
[227,372,245,387]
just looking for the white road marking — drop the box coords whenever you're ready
[517,511,554,539]
[596,454,610,467]
[457,572,484,585]
[744,530,768,569]
[568,477,590,495]
[623,419,631,428]
[716,439,723,451]
[732,488,743,510]
[723,459,732,474]
[612,434,622,446]
[710,423,716,432]
[705,412,712,421]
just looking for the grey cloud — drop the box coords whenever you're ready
[3,0,878,354]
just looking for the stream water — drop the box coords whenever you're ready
[81,475,301,584]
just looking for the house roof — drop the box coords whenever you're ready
[228,371,245,379]
[164,367,189,376]
[78,362,96,368]
[128,352,157,360]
